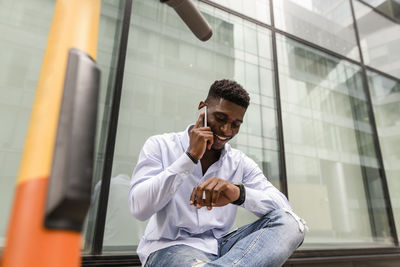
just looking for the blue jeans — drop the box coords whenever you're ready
[145,209,306,267]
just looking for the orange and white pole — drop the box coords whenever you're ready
[1,0,100,266]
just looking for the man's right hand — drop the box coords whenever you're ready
[188,112,214,160]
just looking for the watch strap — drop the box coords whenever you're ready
[232,182,245,205]
[186,151,198,164]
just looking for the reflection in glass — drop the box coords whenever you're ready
[103,0,280,250]
[273,0,360,61]
[81,0,126,252]
[367,70,400,241]
[277,34,393,247]
[209,0,270,24]
[0,0,55,247]
[354,1,400,79]
[360,0,400,21]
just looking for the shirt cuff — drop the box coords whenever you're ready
[242,187,291,217]
[167,152,198,176]
[242,187,262,212]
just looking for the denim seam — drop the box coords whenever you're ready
[230,227,267,266]
[220,223,253,249]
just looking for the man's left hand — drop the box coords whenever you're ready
[190,177,240,210]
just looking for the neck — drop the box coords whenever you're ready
[200,147,222,175]
[202,147,222,161]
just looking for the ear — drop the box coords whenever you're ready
[198,101,206,110]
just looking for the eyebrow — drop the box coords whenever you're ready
[215,112,243,123]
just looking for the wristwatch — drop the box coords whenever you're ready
[231,183,245,205]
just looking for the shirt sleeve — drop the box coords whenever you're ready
[129,136,196,221]
[240,155,291,217]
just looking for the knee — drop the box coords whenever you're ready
[267,208,307,246]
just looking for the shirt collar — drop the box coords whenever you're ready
[181,124,230,159]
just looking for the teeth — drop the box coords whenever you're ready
[216,135,229,141]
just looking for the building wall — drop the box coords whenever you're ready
[1,0,400,262]
[0,0,55,246]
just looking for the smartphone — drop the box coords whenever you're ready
[198,106,207,127]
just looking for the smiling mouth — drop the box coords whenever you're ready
[215,134,230,141]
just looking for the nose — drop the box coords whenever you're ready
[220,123,232,136]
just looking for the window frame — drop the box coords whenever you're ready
[85,0,400,260]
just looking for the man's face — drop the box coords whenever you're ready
[203,98,246,150]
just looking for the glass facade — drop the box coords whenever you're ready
[354,0,400,79]
[0,0,126,251]
[273,0,360,61]
[99,0,279,250]
[277,35,392,246]
[367,70,400,241]
[361,0,400,21]
[82,0,127,252]
[0,0,55,247]
[209,0,271,24]
[1,0,400,262]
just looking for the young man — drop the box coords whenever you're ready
[130,80,306,266]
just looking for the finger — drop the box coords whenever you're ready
[195,178,215,208]
[194,112,205,129]
[195,185,205,208]
[211,187,221,206]
[197,130,213,137]
[204,189,212,210]
[204,180,218,210]
[207,135,214,150]
[197,127,212,133]
[204,181,217,207]
[212,182,227,205]
[196,130,213,141]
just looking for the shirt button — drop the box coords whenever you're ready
[170,190,174,195]
[184,171,189,175]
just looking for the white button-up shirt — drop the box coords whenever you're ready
[129,125,291,265]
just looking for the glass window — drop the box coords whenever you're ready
[367,70,400,241]
[101,0,280,250]
[360,0,400,21]
[0,0,55,247]
[277,34,394,247]
[354,0,400,79]
[273,0,360,61]
[208,0,270,24]
[81,0,127,252]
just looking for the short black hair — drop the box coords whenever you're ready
[206,79,250,109]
